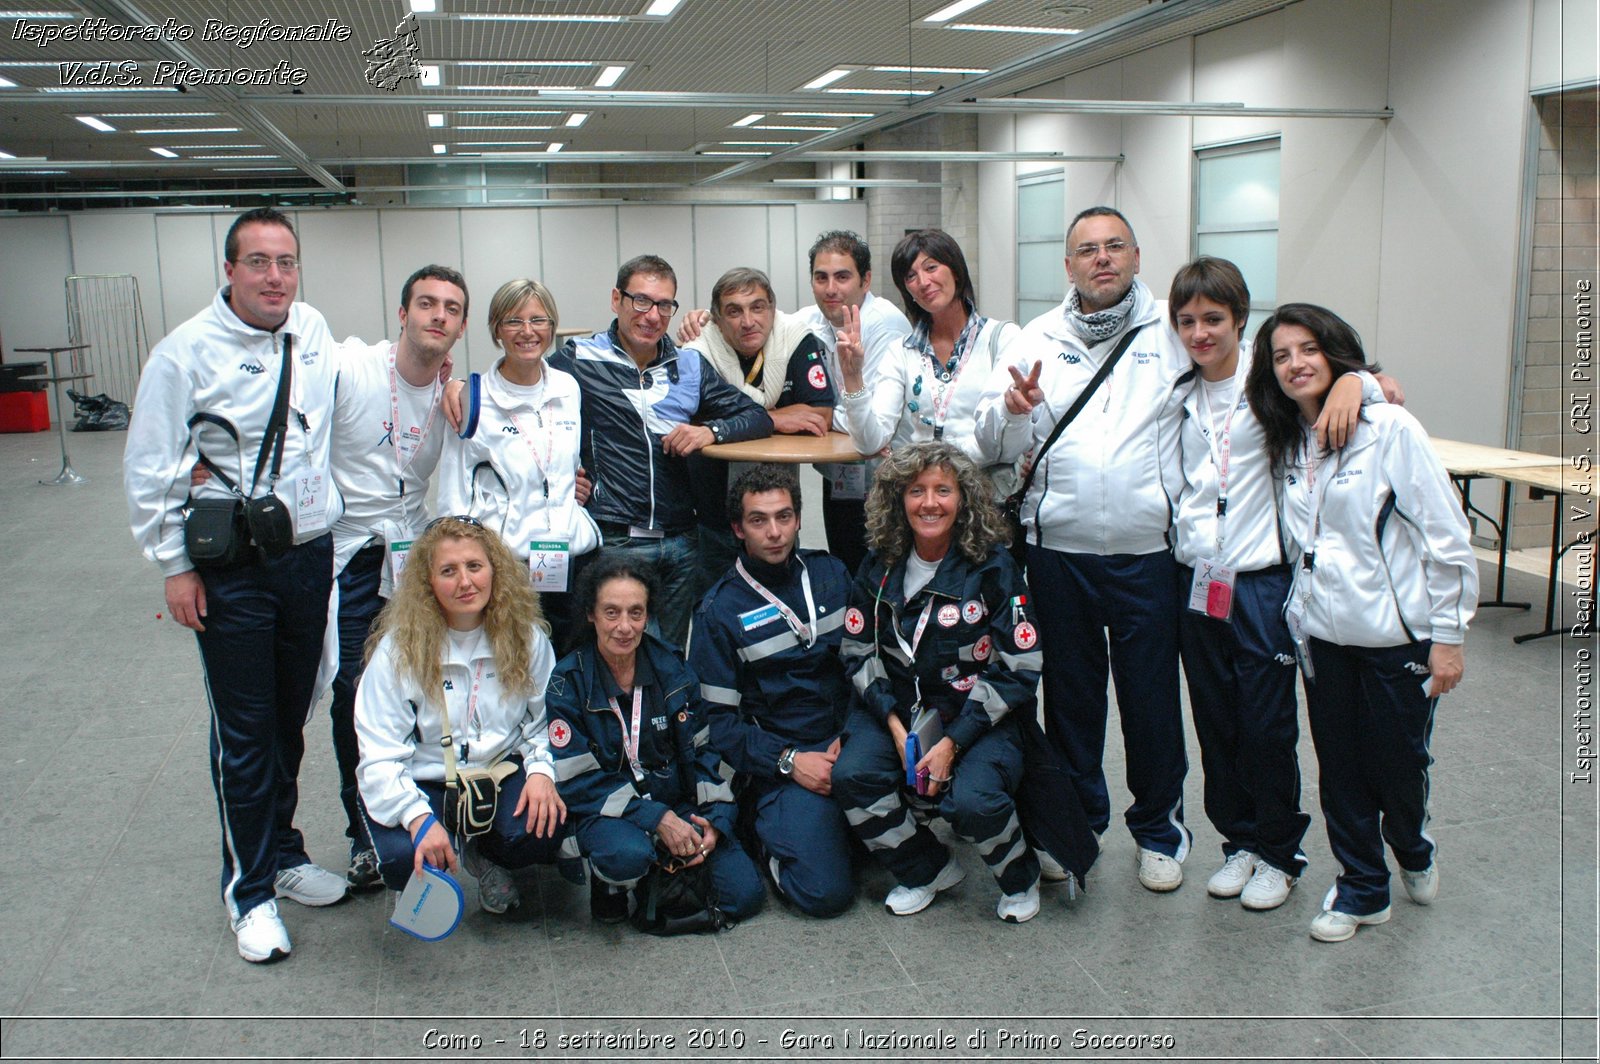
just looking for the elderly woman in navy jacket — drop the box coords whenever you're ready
[833,441,1048,923]
[545,552,765,925]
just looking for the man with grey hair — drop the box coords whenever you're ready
[682,266,836,592]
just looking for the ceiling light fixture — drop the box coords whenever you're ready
[0,74,16,88]
[131,126,241,134]
[824,87,934,95]
[454,59,592,67]
[458,13,626,23]
[0,10,77,18]
[780,111,870,118]
[642,0,686,16]
[41,85,177,93]
[213,166,297,172]
[432,143,447,154]
[802,68,852,90]
[179,144,262,150]
[731,113,763,127]
[149,146,177,158]
[74,115,116,132]
[719,140,797,146]
[0,150,13,159]
[594,65,627,87]
[923,0,992,21]
[868,65,987,74]
[945,22,1081,34]
[190,153,279,160]
[408,0,437,11]
[99,111,218,118]
[461,84,577,91]
[426,112,445,127]
[565,112,589,127]
[420,65,440,86]
[751,123,840,131]
[456,124,554,130]
[457,109,559,115]
[456,140,547,147]
[545,142,564,153]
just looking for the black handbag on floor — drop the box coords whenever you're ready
[631,853,732,935]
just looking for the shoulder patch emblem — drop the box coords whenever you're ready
[844,607,865,635]
[961,599,984,625]
[677,710,689,723]
[951,674,977,691]
[1013,621,1038,650]
[807,364,827,391]
[937,604,960,628]
[940,664,961,681]
[548,719,571,748]
[973,634,993,661]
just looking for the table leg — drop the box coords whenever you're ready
[1514,486,1593,643]
[39,352,87,487]
[1453,473,1528,610]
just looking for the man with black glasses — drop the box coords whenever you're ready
[548,255,772,649]
[125,207,347,964]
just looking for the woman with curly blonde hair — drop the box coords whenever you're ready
[833,442,1051,923]
[354,516,565,917]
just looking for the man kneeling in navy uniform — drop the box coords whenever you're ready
[690,465,856,916]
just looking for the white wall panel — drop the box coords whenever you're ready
[1120,38,1195,299]
[0,215,73,358]
[618,205,695,307]
[294,210,386,346]
[459,208,542,376]
[540,207,620,337]
[153,213,219,340]
[376,207,468,362]
[692,206,769,312]
[766,206,800,310]
[1532,0,1598,92]
[68,213,163,356]
[792,201,869,308]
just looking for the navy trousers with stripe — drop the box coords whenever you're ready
[331,543,385,854]
[1178,564,1310,876]
[747,775,856,917]
[1304,637,1438,915]
[1026,546,1190,857]
[833,709,1038,896]
[195,534,333,920]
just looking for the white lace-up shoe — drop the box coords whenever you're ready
[1400,863,1438,905]
[1310,905,1390,942]
[884,856,965,916]
[233,900,291,963]
[1136,848,1183,892]
[274,862,349,907]
[996,880,1041,923]
[1206,850,1257,898]
[1036,848,1069,883]
[1240,862,1297,911]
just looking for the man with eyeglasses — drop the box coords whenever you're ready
[680,266,835,594]
[972,205,1196,894]
[548,254,772,649]
[322,265,468,895]
[125,207,348,964]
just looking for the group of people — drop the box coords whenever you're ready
[124,201,1478,966]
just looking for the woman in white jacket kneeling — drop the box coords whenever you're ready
[355,515,566,915]
[1245,303,1478,944]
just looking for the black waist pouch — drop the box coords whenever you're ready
[244,491,294,558]
[184,497,253,570]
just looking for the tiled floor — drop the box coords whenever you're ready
[1,426,1595,1063]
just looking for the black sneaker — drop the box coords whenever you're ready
[347,848,384,893]
[590,878,630,924]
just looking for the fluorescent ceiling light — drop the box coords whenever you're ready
[545,142,564,153]
[457,140,547,147]
[0,10,76,18]
[432,143,447,154]
[719,140,797,146]
[752,123,839,131]
[643,0,685,16]
[100,111,218,117]
[594,65,627,87]
[420,65,440,86]
[74,115,116,132]
[946,22,1081,34]
[461,85,577,91]
[459,13,625,22]
[802,68,851,90]
[700,150,768,157]
[457,124,553,130]
[923,0,991,22]
[565,112,589,127]
[455,59,592,67]
[149,146,178,158]
[0,74,15,88]
[408,0,437,11]
[780,111,870,118]
[426,112,445,127]
[869,65,986,74]
[824,87,934,95]
[731,113,763,127]
[214,166,296,172]
[190,153,277,160]
[458,109,558,115]
[180,144,262,149]
[131,126,240,134]
[0,150,12,159]
[41,85,176,93]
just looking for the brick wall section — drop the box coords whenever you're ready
[863,114,979,316]
[1514,90,1599,550]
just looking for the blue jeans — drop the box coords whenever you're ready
[599,527,699,651]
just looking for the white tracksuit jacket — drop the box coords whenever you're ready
[125,288,342,577]
[1279,404,1478,647]
[354,625,558,831]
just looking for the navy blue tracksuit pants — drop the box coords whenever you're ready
[1027,546,1190,856]
[1304,638,1438,915]
[746,774,856,918]
[331,542,385,856]
[1178,564,1310,876]
[195,534,333,921]
[832,709,1039,896]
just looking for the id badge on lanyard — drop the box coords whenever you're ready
[287,462,328,537]
[608,686,646,782]
[830,462,868,501]
[388,538,413,586]
[735,557,817,648]
[1188,559,1237,621]
[528,539,572,592]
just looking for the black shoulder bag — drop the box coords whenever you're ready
[1002,322,1149,566]
[183,335,296,568]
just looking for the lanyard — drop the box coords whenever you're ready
[438,658,485,773]
[1295,439,1343,583]
[735,557,817,647]
[507,406,554,500]
[873,570,938,711]
[912,312,984,439]
[1196,376,1240,552]
[607,684,646,782]
[388,348,442,483]
[743,350,765,387]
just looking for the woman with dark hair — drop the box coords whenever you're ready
[544,552,766,926]
[834,229,1022,496]
[354,516,565,916]
[1245,303,1478,943]
[437,278,599,653]
[832,442,1049,922]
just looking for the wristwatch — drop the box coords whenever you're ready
[777,746,796,777]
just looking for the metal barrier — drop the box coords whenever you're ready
[64,273,149,407]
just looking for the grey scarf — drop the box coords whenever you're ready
[1065,284,1137,344]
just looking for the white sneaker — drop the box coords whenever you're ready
[462,841,520,914]
[1136,848,1183,892]
[274,862,349,907]
[1309,905,1390,942]
[1036,848,1069,883]
[884,856,965,916]
[232,900,291,963]
[1240,862,1298,911]
[1206,850,1257,898]
[1400,863,1439,905]
[996,880,1041,923]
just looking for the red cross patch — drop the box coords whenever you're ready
[807,364,828,391]
[973,634,992,661]
[962,600,985,625]
[951,674,977,691]
[548,719,572,748]
[1013,621,1038,650]
[844,607,865,635]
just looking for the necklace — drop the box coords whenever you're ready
[907,311,984,440]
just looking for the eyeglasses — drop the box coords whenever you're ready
[501,316,553,331]
[423,514,486,533]
[1069,240,1133,262]
[618,289,680,317]
[236,254,301,273]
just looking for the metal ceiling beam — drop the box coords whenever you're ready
[74,0,347,193]
[0,178,953,201]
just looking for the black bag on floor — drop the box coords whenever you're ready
[67,389,129,431]
[631,857,732,935]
